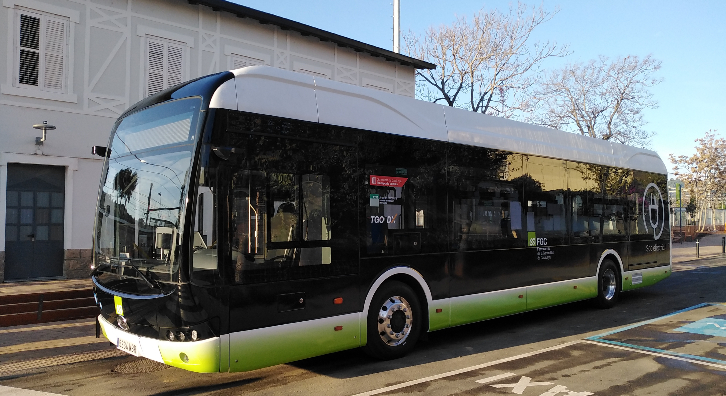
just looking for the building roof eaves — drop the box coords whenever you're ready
[187,0,436,70]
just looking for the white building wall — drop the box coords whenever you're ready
[0,0,416,281]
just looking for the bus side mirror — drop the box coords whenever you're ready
[92,146,110,158]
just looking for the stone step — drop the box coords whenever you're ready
[0,289,98,327]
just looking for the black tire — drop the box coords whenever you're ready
[594,259,620,309]
[364,281,423,360]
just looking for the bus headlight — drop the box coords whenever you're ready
[116,316,130,331]
[162,323,213,342]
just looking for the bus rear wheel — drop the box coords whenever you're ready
[595,259,620,309]
[364,281,422,360]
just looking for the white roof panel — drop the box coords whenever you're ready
[229,66,318,123]
[210,66,666,174]
[314,77,447,141]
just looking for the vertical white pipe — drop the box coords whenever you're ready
[393,0,400,53]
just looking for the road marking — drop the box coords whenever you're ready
[474,372,516,384]
[0,321,94,335]
[582,340,726,370]
[674,318,726,336]
[351,341,579,396]
[0,385,65,396]
[0,336,108,355]
[586,302,726,367]
[586,302,713,339]
[478,375,594,395]
[0,349,126,375]
[490,376,552,394]
[539,385,569,396]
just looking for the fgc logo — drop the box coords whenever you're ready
[643,183,665,240]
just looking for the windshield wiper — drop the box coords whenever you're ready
[90,262,111,277]
[124,262,163,292]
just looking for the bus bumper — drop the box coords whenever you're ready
[98,315,221,373]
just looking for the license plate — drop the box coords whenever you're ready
[117,336,139,356]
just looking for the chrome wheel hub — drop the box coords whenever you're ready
[602,268,617,300]
[377,295,413,346]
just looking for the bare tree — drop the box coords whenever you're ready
[670,131,726,231]
[530,55,662,147]
[404,2,568,118]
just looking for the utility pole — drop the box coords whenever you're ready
[393,0,400,53]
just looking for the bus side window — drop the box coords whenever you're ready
[366,170,426,255]
[363,132,447,256]
[568,162,599,243]
[628,171,668,242]
[448,146,526,251]
[524,157,567,246]
[216,121,358,284]
[595,167,628,242]
[299,174,332,265]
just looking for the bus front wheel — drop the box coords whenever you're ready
[595,259,620,309]
[364,281,422,360]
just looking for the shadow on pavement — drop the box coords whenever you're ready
[289,261,726,379]
[147,378,263,396]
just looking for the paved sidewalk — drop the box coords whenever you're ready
[0,279,92,297]
[672,232,726,263]
[0,318,123,376]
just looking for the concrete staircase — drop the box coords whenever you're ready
[0,289,98,327]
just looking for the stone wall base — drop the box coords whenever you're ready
[64,249,92,279]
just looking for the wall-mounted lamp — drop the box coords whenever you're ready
[33,121,56,145]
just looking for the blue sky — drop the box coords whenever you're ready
[232,0,726,176]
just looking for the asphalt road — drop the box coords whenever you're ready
[1,258,726,396]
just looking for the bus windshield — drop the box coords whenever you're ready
[94,98,201,285]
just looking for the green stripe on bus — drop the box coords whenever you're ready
[228,313,360,373]
[443,278,598,328]
[448,288,527,327]
[526,278,597,310]
[622,266,671,291]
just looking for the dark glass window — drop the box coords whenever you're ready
[628,171,668,242]
[596,167,629,242]
[568,162,600,244]
[362,132,447,255]
[449,146,527,250]
[524,157,568,246]
[198,112,359,284]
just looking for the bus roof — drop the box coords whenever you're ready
[209,66,667,175]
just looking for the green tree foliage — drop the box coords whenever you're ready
[685,196,698,220]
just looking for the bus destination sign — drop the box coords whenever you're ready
[370,175,408,187]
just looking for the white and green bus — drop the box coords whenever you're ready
[92,66,670,373]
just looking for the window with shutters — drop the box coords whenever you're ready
[13,9,69,93]
[145,36,186,97]
[229,54,265,70]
